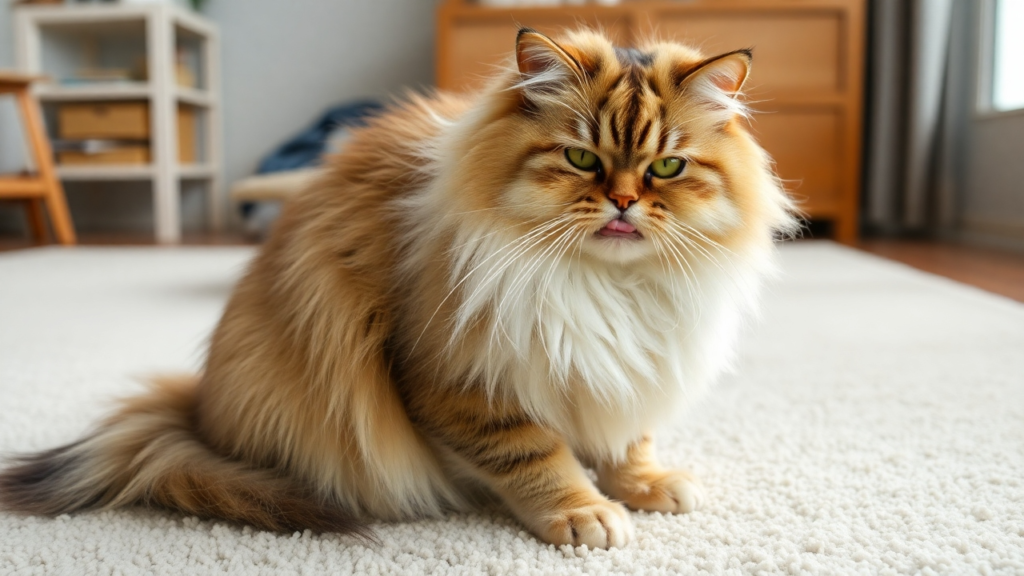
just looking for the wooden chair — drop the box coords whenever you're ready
[0,72,76,245]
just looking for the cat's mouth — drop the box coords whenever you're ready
[597,218,642,240]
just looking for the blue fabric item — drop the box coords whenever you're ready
[256,100,384,174]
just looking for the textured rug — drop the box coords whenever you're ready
[1,243,1022,575]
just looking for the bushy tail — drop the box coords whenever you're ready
[0,377,369,537]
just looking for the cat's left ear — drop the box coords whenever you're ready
[515,28,586,90]
[676,49,752,113]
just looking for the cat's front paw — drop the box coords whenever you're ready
[604,469,705,514]
[535,498,634,549]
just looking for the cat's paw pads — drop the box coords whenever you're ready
[538,499,634,549]
[620,469,705,514]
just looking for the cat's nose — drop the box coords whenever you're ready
[608,189,639,211]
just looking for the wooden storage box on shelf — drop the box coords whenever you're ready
[177,105,197,164]
[436,0,866,242]
[58,101,150,140]
[57,146,150,165]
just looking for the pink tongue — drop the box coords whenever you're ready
[604,219,636,233]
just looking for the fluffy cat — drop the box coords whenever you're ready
[0,29,796,549]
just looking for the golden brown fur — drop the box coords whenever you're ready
[0,29,795,548]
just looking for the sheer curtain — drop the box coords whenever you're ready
[863,0,970,234]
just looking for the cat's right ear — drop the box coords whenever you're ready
[515,28,585,92]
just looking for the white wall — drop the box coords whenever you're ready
[0,0,440,234]
[205,0,439,198]
[0,3,26,174]
[0,2,29,233]
[952,1,1024,252]
[960,116,1024,250]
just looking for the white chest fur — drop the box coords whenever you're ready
[450,236,761,463]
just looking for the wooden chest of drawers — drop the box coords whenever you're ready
[436,0,866,242]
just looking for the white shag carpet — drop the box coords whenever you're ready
[1,242,1023,575]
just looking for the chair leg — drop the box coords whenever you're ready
[16,89,76,245]
[24,198,49,243]
[42,180,76,246]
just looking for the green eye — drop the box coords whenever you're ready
[565,148,600,171]
[649,157,685,178]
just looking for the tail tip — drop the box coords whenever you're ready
[0,442,91,515]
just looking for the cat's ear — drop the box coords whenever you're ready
[676,49,752,115]
[515,28,586,91]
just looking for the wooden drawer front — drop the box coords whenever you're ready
[442,17,630,92]
[750,109,842,214]
[651,11,843,96]
[59,102,150,140]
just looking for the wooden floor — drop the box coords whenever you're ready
[2,232,1023,303]
[858,239,1024,303]
[0,232,254,251]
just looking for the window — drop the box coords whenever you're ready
[992,0,1024,111]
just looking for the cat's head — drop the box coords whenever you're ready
[449,29,796,265]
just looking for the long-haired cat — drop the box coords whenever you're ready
[0,29,795,549]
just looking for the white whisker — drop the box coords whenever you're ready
[409,216,571,358]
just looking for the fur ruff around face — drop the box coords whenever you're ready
[394,29,795,463]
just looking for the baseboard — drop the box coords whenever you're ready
[953,217,1024,254]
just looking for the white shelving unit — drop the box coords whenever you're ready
[14,3,222,244]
